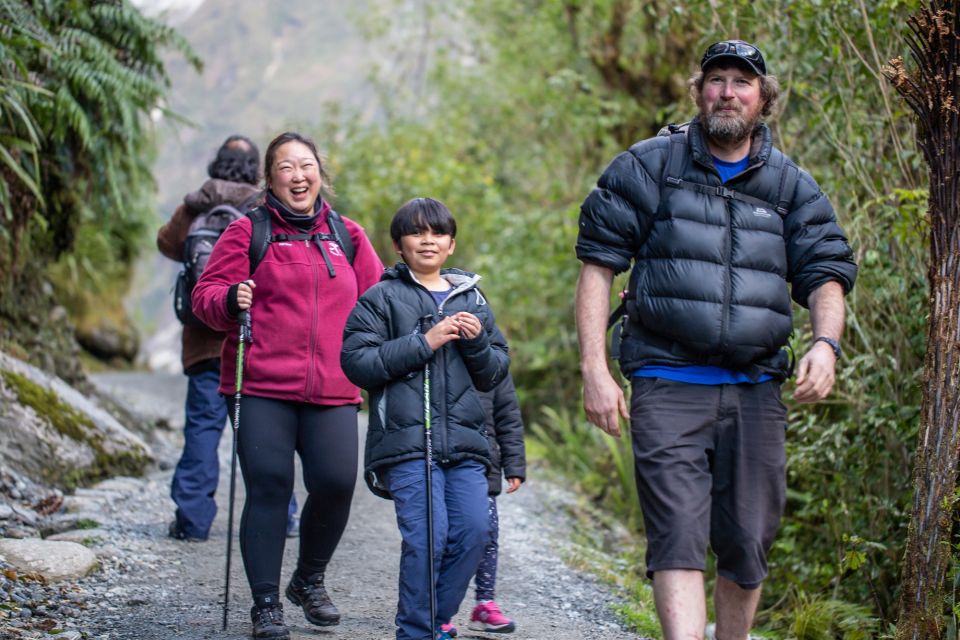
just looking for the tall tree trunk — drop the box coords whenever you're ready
[884,3,960,638]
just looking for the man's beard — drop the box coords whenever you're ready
[702,102,760,146]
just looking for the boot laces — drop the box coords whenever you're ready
[255,603,284,626]
[300,577,332,609]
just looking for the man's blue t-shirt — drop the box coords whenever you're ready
[632,153,771,385]
[713,155,749,183]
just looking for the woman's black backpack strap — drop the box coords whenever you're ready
[247,206,273,276]
[246,206,356,276]
[326,209,356,264]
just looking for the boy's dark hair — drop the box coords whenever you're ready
[390,197,457,244]
[264,131,334,197]
[208,135,260,185]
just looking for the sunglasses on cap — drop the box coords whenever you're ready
[701,40,767,76]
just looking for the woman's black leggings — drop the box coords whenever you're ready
[228,395,358,601]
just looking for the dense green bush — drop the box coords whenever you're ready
[0,0,198,371]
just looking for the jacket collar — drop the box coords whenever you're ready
[384,263,481,293]
[264,190,332,233]
[687,117,772,168]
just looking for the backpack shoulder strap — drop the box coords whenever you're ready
[663,140,783,213]
[247,206,272,276]
[775,159,799,216]
[327,209,356,264]
[663,131,689,186]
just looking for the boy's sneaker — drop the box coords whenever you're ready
[285,572,340,626]
[439,622,458,637]
[468,601,515,633]
[250,603,289,639]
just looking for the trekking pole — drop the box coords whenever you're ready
[223,309,252,631]
[422,317,438,635]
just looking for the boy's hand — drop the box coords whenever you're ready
[454,312,481,339]
[505,477,522,493]
[425,316,462,351]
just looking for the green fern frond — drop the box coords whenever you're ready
[53,85,91,145]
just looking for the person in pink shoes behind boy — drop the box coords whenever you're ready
[442,373,527,636]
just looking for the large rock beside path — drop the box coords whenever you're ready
[0,538,98,582]
[0,350,153,488]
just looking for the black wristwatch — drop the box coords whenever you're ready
[814,336,842,358]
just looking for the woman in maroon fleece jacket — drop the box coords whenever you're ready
[192,132,383,640]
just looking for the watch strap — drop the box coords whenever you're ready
[814,336,842,358]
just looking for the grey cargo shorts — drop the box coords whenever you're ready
[629,377,787,589]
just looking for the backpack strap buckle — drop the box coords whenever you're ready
[716,185,734,199]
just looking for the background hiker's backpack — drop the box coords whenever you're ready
[173,204,246,326]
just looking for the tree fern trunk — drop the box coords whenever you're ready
[885,3,960,638]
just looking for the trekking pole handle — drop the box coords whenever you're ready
[238,310,253,343]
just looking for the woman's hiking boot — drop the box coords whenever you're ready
[285,571,340,626]
[250,602,289,639]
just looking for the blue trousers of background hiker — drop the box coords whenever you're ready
[171,366,297,540]
[386,459,490,640]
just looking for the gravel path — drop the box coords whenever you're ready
[71,371,644,640]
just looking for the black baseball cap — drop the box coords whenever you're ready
[700,40,767,76]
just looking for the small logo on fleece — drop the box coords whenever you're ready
[327,242,343,257]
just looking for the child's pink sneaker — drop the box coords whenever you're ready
[468,601,515,633]
[439,622,458,637]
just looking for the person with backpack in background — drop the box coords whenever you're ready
[440,373,525,637]
[157,135,298,542]
[575,41,858,639]
[192,131,384,640]
[341,197,510,640]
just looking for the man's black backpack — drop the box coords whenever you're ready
[173,204,356,327]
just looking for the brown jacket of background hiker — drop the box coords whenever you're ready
[156,178,260,373]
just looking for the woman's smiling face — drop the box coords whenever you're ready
[267,140,321,214]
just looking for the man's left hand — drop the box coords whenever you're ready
[793,341,837,403]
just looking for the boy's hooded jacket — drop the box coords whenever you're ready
[341,263,510,499]
[191,199,384,405]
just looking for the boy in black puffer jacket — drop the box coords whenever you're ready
[341,197,510,640]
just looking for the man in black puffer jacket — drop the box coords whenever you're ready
[575,41,857,640]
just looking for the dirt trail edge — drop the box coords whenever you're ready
[77,371,644,640]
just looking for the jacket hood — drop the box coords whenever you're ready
[183,178,260,213]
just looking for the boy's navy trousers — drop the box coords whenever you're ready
[386,458,490,640]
